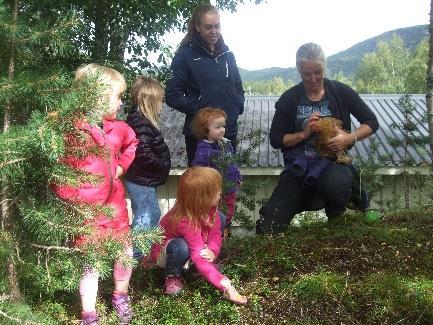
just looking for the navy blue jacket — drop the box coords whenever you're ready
[165,32,245,138]
[124,106,171,187]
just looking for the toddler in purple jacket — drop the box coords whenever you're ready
[191,108,242,237]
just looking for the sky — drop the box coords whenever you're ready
[163,0,430,71]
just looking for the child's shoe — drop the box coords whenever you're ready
[164,275,183,295]
[112,293,133,324]
[80,311,99,325]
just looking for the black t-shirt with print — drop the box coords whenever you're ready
[293,91,332,157]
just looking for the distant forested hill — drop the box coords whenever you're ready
[239,24,428,83]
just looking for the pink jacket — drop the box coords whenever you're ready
[151,208,226,291]
[52,118,138,242]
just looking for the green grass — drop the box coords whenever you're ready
[2,207,433,324]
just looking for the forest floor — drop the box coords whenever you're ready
[37,207,433,324]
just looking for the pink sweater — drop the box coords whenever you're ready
[151,208,226,291]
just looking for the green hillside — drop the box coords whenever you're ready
[239,66,299,83]
[239,24,428,83]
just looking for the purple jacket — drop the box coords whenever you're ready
[284,152,331,187]
[192,139,241,194]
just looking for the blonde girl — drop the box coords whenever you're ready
[124,76,171,260]
[53,63,138,324]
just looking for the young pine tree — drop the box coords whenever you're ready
[0,1,161,322]
[387,94,431,209]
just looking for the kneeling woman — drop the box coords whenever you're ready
[256,43,379,234]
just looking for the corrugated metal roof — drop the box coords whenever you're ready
[160,94,432,168]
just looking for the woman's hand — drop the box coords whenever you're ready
[327,126,354,152]
[220,278,248,305]
[282,112,321,148]
[302,112,321,139]
[199,248,216,262]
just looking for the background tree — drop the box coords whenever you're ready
[355,35,428,94]
[20,0,264,73]
[355,35,410,93]
[387,95,430,209]
[243,77,294,96]
[405,40,428,93]
[331,71,354,88]
[427,0,433,154]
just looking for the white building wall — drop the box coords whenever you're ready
[149,171,432,224]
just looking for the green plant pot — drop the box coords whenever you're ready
[366,210,380,222]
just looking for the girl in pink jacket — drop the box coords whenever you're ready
[151,167,247,304]
[52,64,138,325]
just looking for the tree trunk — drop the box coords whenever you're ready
[91,3,109,62]
[427,0,433,156]
[109,31,128,62]
[1,0,22,301]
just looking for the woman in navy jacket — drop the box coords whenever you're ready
[165,4,245,166]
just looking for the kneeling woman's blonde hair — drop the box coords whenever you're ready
[170,167,222,229]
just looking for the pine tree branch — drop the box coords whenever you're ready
[15,18,79,44]
[0,295,11,302]
[0,308,42,325]
[0,158,26,169]
[31,209,83,231]
[30,243,80,252]
[0,198,12,209]
[0,74,71,99]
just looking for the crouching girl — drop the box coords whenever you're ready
[150,167,247,304]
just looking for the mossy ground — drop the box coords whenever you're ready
[20,207,433,324]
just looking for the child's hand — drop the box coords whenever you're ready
[199,248,216,262]
[220,278,248,305]
[116,165,124,178]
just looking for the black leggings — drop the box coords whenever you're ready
[256,163,353,234]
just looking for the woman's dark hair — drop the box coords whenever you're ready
[179,4,219,47]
